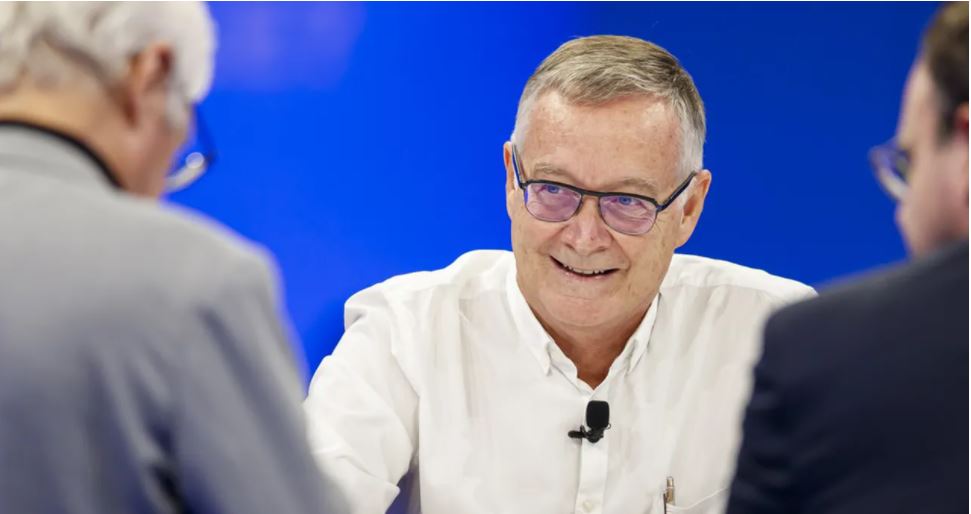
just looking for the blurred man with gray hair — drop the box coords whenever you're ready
[305,35,812,514]
[0,3,334,513]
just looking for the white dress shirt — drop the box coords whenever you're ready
[305,250,814,514]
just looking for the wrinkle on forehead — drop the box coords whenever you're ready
[520,91,683,192]
[529,161,663,197]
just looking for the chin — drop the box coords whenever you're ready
[542,293,616,328]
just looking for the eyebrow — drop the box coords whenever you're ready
[531,162,662,197]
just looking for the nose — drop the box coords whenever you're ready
[560,197,613,255]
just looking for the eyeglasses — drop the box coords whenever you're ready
[165,109,217,193]
[868,139,910,201]
[510,144,696,235]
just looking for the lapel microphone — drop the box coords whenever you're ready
[568,400,610,443]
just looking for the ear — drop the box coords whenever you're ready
[119,43,174,128]
[951,102,969,139]
[675,169,712,247]
[952,103,969,212]
[503,141,517,220]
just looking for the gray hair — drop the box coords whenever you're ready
[511,35,706,176]
[0,1,216,126]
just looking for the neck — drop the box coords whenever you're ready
[540,307,648,389]
[0,80,129,189]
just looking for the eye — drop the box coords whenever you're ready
[541,184,562,194]
[603,195,652,216]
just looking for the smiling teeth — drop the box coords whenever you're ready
[563,264,609,276]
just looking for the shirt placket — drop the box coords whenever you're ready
[573,419,609,514]
[572,374,612,514]
[547,343,623,514]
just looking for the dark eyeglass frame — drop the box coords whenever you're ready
[165,108,218,193]
[868,138,910,202]
[510,143,697,235]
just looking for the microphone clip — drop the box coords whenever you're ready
[568,423,611,444]
[568,400,611,444]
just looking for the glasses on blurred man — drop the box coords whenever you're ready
[166,108,217,193]
[869,139,910,201]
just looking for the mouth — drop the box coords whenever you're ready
[551,256,619,279]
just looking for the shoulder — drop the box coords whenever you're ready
[34,187,278,316]
[345,249,512,314]
[330,250,514,391]
[123,196,273,276]
[652,254,814,370]
[0,185,281,397]
[761,243,968,387]
[769,243,967,351]
[662,253,815,307]
[113,194,273,288]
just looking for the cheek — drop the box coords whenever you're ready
[511,213,549,271]
[643,218,679,255]
[904,161,942,219]
[505,186,518,219]
[895,156,946,253]
[512,206,557,249]
[896,196,928,255]
[623,240,663,275]
[619,229,676,289]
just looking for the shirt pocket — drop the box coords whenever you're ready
[665,486,729,514]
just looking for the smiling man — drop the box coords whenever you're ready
[305,36,813,514]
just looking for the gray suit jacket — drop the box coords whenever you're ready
[0,123,337,513]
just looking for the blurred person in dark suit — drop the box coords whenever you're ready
[0,3,336,513]
[727,3,968,513]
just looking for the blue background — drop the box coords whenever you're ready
[170,2,939,375]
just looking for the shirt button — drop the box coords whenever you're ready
[581,500,596,512]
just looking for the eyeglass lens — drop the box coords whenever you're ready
[524,182,658,235]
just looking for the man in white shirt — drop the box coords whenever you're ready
[305,35,813,514]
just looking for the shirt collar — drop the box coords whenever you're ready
[624,292,659,374]
[504,257,661,376]
[505,260,555,375]
[0,120,122,191]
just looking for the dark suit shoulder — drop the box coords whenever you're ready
[748,246,968,514]
[765,242,968,367]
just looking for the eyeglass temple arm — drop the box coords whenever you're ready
[510,144,526,189]
[656,171,698,212]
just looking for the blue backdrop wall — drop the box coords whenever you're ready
[170,2,939,376]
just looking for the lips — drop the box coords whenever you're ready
[551,256,619,278]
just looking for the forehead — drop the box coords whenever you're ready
[520,91,683,192]
[897,60,937,147]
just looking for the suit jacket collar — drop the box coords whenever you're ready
[923,238,969,272]
[0,120,122,191]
